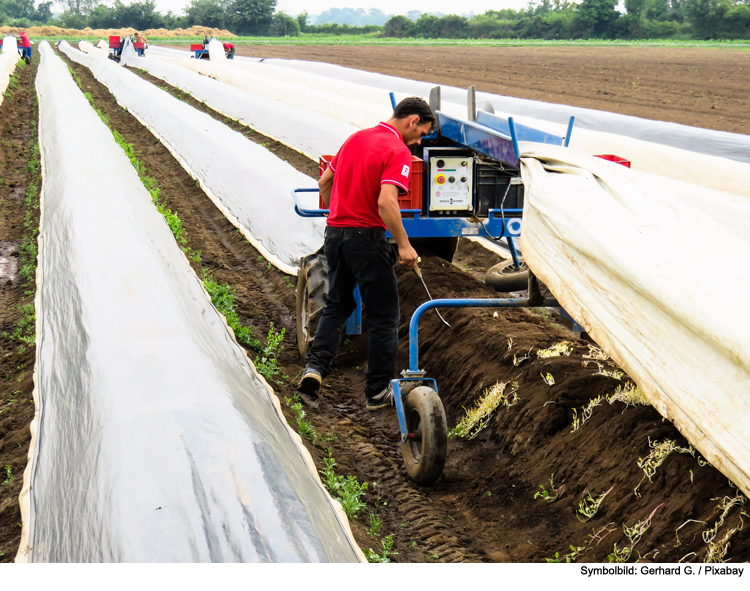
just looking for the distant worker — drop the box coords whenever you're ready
[19,31,32,62]
[297,97,434,411]
[222,41,235,59]
[134,32,147,46]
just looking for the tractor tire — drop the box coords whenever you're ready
[296,250,328,359]
[401,386,448,486]
[484,259,529,292]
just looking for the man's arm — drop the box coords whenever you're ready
[319,166,334,208]
[378,184,418,269]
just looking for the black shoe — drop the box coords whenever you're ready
[297,367,322,402]
[366,384,394,411]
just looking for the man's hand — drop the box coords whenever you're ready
[378,184,418,268]
[398,243,419,269]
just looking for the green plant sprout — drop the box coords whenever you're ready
[367,514,382,538]
[534,473,566,502]
[365,534,397,563]
[3,465,14,486]
[254,323,285,383]
[319,450,367,518]
[546,545,585,563]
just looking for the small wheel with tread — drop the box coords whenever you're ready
[484,259,529,292]
[401,386,448,486]
[296,249,328,358]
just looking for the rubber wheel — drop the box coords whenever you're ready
[484,259,529,292]
[401,386,448,486]
[296,249,328,358]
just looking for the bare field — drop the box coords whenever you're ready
[235,44,750,135]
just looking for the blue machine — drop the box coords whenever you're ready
[293,86,577,485]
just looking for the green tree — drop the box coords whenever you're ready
[57,0,101,16]
[414,13,441,36]
[185,0,228,28]
[227,0,276,35]
[271,10,299,35]
[437,14,470,37]
[577,0,620,36]
[383,14,415,37]
[87,2,115,26]
[110,0,164,29]
[295,9,307,31]
[2,0,35,19]
[683,0,730,37]
[33,0,52,21]
[625,0,648,18]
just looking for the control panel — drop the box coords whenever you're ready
[427,151,474,213]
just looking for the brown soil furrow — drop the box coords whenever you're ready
[0,55,40,562]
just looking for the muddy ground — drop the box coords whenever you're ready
[0,55,39,561]
[229,44,750,135]
[1,45,748,563]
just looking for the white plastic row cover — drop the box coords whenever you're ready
[519,142,750,499]
[0,36,19,106]
[271,58,750,167]
[18,41,362,563]
[115,51,357,160]
[149,51,750,198]
[60,41,324,275]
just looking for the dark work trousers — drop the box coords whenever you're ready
[306,226,399,399]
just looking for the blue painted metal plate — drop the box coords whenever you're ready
[476,111,564,146]
[437,112,518,167]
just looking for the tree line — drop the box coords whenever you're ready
[1,0,748,39]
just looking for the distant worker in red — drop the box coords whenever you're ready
[222,41,235,59]
[297,97,434,411]
[134,32,148,46]
[18,31,32,63]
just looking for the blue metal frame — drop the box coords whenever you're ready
[391,297,560,443]
[291,188,522,241]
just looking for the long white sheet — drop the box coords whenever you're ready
[519,142,750,498]
[19,41,362,563]
[60,41,324,275]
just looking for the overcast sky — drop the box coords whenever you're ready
[152,0,531,17]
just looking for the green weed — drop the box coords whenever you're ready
[3,465,14,486]
[254,323,285,383]
[319,450,367,518]
[534,473,566,502]
[201,269,261,351]
[364,533,397,563]
[367,513,382,538]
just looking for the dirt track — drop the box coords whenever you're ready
[235,44,750,135]
[1,45,749,563]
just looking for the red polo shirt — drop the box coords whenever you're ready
[327,122,412,230]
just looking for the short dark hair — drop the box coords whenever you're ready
[393,97,435,127]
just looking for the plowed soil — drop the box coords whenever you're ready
[1,45,747,563]
[0,56,39,562]
[234,44,750,135]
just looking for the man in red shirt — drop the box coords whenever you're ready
[298,97,434,410]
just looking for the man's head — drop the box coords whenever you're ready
[389,97,435,147]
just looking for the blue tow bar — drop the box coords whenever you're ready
[392,297,557,443]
